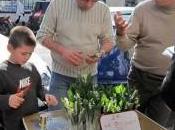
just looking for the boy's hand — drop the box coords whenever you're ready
[45,94,58,106]
[9,92,25,109]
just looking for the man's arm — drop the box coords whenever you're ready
[42,36,65,56]
[100,6,114,54]
[36,0,84,66]
[115,7,141,51]
[85,6,113,64]
[36,0,57,43]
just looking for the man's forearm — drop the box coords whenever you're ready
[116,34,133,51]
[42,36,65,56]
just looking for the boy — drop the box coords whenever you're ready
[0,26,58,130]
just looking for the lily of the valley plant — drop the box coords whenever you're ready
[62,74,140,126]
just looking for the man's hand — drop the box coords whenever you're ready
[9,92,24,109]
[61,48,84,66]
[85,50,105,64]
[85,54,99,64]
[45,94,58,106]
[114,11,128,36]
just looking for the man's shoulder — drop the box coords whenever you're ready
[134,0,154,13]
[95,1,110,12]
[96,1,109,8]
[136,0,154,8]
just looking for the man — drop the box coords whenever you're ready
[15,0,24,25]
[37,0,114,109]
[114,0,175,114]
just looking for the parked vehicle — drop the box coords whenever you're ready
[27,1,50,34]
[0,15,27,36]
[0,16,13,36]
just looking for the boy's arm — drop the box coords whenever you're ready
[0,95,11,110]
[33,65,58,106]
[32,65,46,101]
[36,76,46,101]
[0,74,11,110]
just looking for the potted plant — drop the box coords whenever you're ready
[100,84,140,114]
[62,75,140,130]
[61,74,101,130]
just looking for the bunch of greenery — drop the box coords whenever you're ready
[100,84,140,113]
[62,74,140,129]
[61,74,101,128]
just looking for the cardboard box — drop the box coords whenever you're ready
[100,110,167,130]
[136,110,167,130]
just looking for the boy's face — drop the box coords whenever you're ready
[8,44,35,65]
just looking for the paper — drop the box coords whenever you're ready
[100,111,141,130]
[162,46,174,58]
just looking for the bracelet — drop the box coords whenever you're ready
[100,50,105,57]
[95,50,105,58]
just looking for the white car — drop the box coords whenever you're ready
[0,34,51,90]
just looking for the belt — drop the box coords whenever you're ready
[146,72,165,81]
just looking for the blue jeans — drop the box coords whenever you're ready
[49,72,97,110]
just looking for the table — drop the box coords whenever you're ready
[23,110,69,130]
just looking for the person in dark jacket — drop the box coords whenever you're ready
[0,26,58,130]
[147,56,175,130]
[161,56,175,111]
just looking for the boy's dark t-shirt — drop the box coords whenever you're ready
[0,61,46,130]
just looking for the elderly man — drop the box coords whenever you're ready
[114,0,175,115]
[37,0,114,110]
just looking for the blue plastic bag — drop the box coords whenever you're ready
[97,47,130,84]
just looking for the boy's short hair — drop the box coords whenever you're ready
[8,26,36,48]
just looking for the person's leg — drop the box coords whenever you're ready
[49,72,75,110]
[49,73,97,110]
[127,64,164,113]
